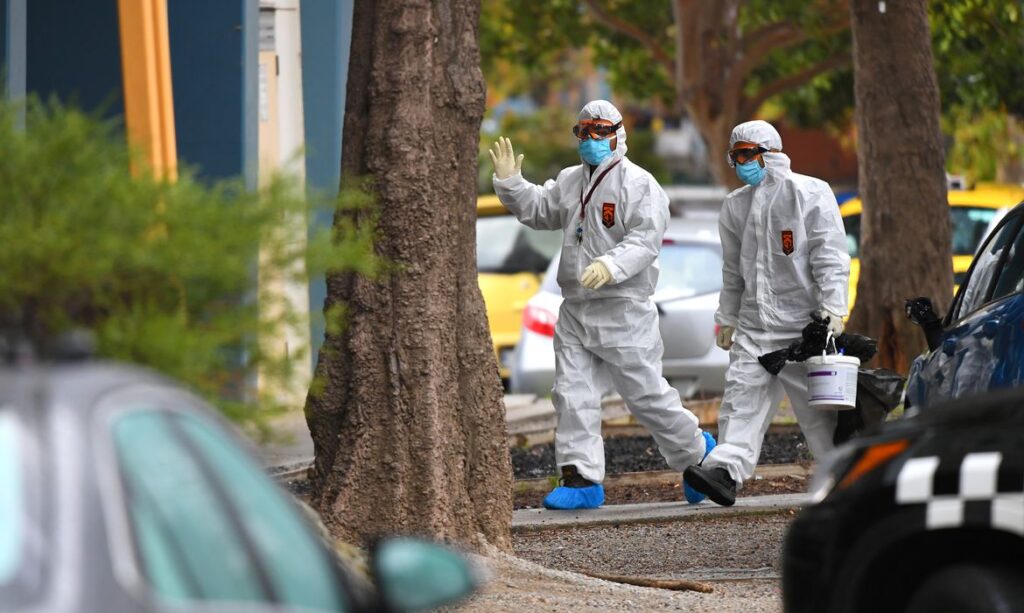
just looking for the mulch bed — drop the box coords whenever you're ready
[510,431,813,480]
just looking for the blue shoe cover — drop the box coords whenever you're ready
[543,484,605,510]
[684,431,718,504]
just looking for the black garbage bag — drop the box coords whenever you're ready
[757,313,879,375]
[833,368,906,445]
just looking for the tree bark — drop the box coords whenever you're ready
[305,0,512,551]
[846,0,951,373]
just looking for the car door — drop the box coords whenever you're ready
[655,240,723,360]
[917,212,1024,407]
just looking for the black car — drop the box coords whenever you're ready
[783,386,1024,613]
[0,359,476,613]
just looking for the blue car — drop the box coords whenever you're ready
[905,201,1024,410]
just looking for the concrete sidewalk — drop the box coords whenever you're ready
[513,493,810,531]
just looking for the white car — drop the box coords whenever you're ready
[510,216,728,398]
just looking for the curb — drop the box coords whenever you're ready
[512,493,810,532]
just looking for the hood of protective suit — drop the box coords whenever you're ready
[728,120,782,151]
[578,100,628,161]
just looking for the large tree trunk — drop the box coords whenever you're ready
[846,0,951,373]
[305,0,512,551]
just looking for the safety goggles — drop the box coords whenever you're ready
[572,121,621,141]
[728,146,768,166]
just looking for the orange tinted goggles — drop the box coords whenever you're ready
[729,146,767,165]
[572,122,621,141]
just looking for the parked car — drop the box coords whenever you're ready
[841,182,1024,310]
[783,386,1024,613]
[0,358,476,612]
[476,194,562,382]
[903,200,1024,411]
[510,216,728,398]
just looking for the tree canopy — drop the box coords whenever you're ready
[481,0,1024,182]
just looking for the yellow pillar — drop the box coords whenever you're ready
[117,0,177,181]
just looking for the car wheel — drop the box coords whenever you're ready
[906,564,1024,613]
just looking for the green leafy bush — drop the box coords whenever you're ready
[0,99,378,428]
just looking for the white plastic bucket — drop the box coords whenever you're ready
[805,353,860,410]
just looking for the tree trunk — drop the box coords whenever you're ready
[305,0,512,551]
[846,0,950,373]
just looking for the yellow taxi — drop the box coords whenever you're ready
[476,194,561,382]
[841,182,1024,310]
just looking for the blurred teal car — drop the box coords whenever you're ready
[0,358,477,613]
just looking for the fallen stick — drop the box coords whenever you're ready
[580,570,714,593]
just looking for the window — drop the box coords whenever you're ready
[844,207,1000,259]
[953,219,1021,320]
[990,221,1024,302]
[113,410,269,606]
[0,412,21,585]
[844,214,861,257]
[657,243,723,297]
[176,413,347,612]
[476,215,561,274]
[950,207,1000,256]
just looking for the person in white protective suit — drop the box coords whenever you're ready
[490,100,716,509]
[684,120,850,506]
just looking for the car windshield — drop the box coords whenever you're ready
[845,207,1000,258]
[0,412,20,586]
[538,241,722,297]
[476,215,561,274]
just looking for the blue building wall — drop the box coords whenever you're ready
[167,0,258,187]
[2,0,257,187]
[24,0,123,116]
[301,0,354,363]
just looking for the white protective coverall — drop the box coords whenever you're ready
[493,100,706,483]
[705,120,851,485]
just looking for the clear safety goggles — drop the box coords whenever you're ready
[572,121,621,141]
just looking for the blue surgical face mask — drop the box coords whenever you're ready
[735,159,766,186]
[579,137,613,166]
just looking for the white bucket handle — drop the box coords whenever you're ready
[821,331,839,363]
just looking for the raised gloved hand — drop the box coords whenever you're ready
[488,136,524,180]
[580,260,613,289]
[716,325,735,350]
[818,309,845,337]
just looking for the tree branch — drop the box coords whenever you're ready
[740,51,851,118]
[581,0,675,76]
[731,15,850,89]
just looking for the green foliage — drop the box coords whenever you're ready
[943,108,1023,183]
[931,0,1024,117]
[0,99,379,427]
[479,0,590,100]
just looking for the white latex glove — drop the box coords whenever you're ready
[488,136,524,180]
[716,325,735,351]
[580,260,613,290]
[819,309,845,337]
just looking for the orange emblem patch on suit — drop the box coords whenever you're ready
[602,202,615,228]
[781,230,794,255]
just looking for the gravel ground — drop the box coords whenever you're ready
[511,431,812,479]
[453,513,793,612]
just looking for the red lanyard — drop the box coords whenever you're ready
[579,160,621,219]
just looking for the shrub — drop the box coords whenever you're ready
[0,99,378,429]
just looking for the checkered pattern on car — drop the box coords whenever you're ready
[895,452,1024,535]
